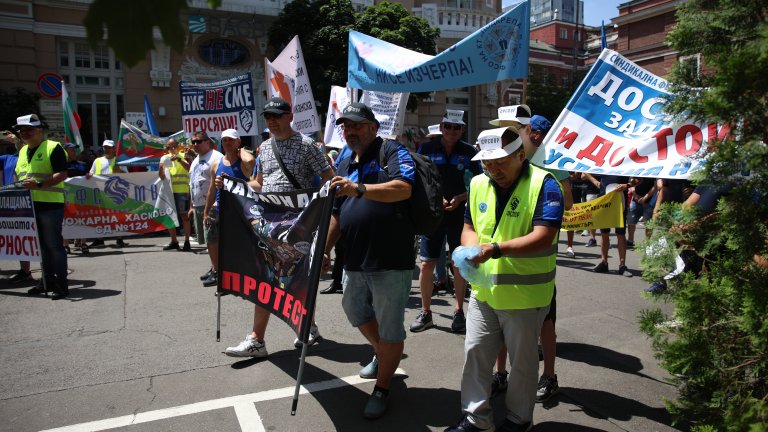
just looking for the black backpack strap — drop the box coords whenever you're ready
[270,139,302,190]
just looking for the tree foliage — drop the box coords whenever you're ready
[638,1,768,430]
[83,0,221,68]
[525,65,582,121]
[267,0,439,113]
[0,88,43,130]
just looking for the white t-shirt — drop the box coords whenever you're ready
[189,149,223,206]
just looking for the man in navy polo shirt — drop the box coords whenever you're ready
[323,102,415,420]
[411,109,482,333]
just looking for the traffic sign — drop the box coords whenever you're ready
[36,72,63,99]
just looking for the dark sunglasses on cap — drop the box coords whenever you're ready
[442,123,463,131]
[264,113,287,120]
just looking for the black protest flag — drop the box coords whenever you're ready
[217,176,332,339]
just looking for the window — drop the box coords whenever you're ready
[559,28,568,39]
[75,43,91,68]
[679,54,701,78]
[59,42,69,67]
[94,45,110,69]
[198,39,250,67]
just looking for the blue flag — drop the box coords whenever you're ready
[347,1,529,92]
[144,94,159,136]
[601,20,607,50]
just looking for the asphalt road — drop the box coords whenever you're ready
[0,230,680,432]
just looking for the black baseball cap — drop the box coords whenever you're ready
[335,103,379,127]
[262,97,291,115]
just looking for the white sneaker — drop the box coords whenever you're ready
[225,334,268,358]
[580,230,588,236]
[294,324,322,348]
[565,247,575,258]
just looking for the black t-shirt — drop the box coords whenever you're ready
[418,138,482,205]
[660,178,693,204]
[27,142,67,211]
[632,177,655,197]
[334,138,416,272]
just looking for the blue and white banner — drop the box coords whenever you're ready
[530,49,730,180]
[179,73,257,139]
[347,1,529,92]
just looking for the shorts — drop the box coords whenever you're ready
[419,211,463,260]
[192,206,206,245]
[204,207,219,244]
[627,200,653,225]
[543,286,557,325]
[341,269,412,342]
[600,226,626,235]
[173,193,190,214]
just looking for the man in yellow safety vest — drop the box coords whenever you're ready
[158,138,192,251]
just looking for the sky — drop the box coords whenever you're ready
[502,0,625,26]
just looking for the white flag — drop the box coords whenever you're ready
[267,36,320,134]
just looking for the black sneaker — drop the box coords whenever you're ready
[444,416,489,432]
[116,239,127,248]
[51,288,69,300]
[490,371,508,397]
[27,285,45,295]
[409,310,434,332]
[451,309,466,332]
[592,261,609,273]
[182,241,192,251]
[320,283,342,294]
[618,264,632,277]
[202,271,218,287]
[89,239,105,248]
[536,374,559,402]
[163,241,180,251]
[498,419,533,432]
[200,268,213,281]
[645,280,667,294]
[9,270,32,283]
[626,240,635,249]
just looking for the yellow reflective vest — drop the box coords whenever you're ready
[162,152,190,194]
[468,165,559,309]
[92,156,121,174]
[15,140,65,203]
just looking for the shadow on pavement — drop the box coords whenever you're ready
[533,421,612,431]
[557,342,669,383]
[554,387,674,428]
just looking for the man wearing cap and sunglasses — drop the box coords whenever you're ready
[322,102,416,420]
[12,114,70,299]
[446,126,563,432]
[411,109,483,334]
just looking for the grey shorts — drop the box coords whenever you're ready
[341,269,412,342]
[193,206,206,245]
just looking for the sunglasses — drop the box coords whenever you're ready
[342,122,371,130]
[442,123,463,131]
[264,113,286,120]
[191,139,207,144]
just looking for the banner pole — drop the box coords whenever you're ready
[291,184,336,415]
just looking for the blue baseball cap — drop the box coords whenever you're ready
[530,115,552,133]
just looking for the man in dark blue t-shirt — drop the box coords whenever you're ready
[411,109,482,334]
[323,103,415,420]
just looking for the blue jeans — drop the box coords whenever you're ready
[37,207,68,289]
[341,269,412,342]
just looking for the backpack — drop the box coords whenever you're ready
[379,141,444,235]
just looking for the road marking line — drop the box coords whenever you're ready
[40,368,406,432]
[233,402,265,432]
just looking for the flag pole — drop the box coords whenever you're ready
[291,184,336,415]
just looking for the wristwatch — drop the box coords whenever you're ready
[491,242,502,259]
[36,181,43,188]
[355,183,366,198]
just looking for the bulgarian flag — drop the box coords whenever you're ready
[62,81,83,152]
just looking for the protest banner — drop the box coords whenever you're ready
[347,1,529,92]
[530,49,731,179]
[179,72,258,138]
[323,86,355,149]
[361,90,409,139]
[62,172,178,239]
[116,120,186,167]
[0,189,41,262]
[266,36,321,134]
[561,191,625,231]
[217,176,332,337]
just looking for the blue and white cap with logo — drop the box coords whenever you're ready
[471,127,523,161]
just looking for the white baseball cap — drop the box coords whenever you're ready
[221,129,240,139]
[102,139,115,147]
[489,105,531,126]
[471,127,523,161]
